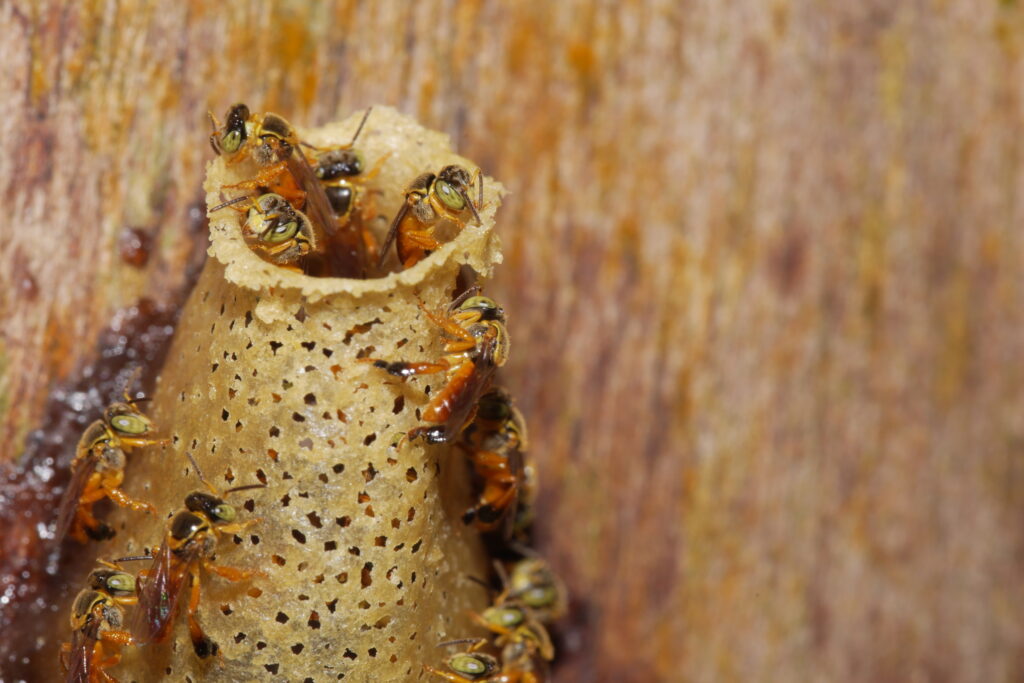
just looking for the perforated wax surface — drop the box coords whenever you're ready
[100,107,504,681]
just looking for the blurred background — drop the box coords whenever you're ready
[2,1,1023,681]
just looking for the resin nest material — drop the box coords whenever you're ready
[98,107,505,681]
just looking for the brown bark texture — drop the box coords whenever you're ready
[2,1,1023,681]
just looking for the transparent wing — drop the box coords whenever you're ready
[131,539,192,644]
[53,453,99,547]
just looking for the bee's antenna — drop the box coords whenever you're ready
[350,106,373,147]
[110,554,154,564]
[186,452,218,495]
[210,195,252,213]
[437,638,486,649]
[224,483,268,496]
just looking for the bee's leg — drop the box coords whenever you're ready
[417,304,478,345]
[362,152,392,182]
[206,563,266,582]
[72,503,114,542]
[76,472,110,504]
[224,161,289,191]
[187,568,219,658]
[468,450,517,478]
[99,629,135,647]
[118,436,170,450]
[88,644,119,683]
[466,483,518,529]
[266,169,306,208]
[401,229,444,253]
[361,225,380,267]
[104,486,156,515]
[83,522,116,541]
[215,518,260,536]
[365,358,451,379]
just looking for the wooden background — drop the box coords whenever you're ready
[2,1,1024,681]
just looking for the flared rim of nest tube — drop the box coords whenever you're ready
[202,105,505,304]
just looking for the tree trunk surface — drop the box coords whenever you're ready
[2,1,1023,681]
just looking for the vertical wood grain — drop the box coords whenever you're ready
[2,0,1023,680]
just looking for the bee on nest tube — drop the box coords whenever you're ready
[130,470,265,659]
[458,387,529,537]
[379,164,483,270]
[310,107,391,269]
[59,562,141,683]
[55,380,168,546]
[367,290,509,445]
[212,193,326,274]
[505,558,568,623]
[423,638,541,683]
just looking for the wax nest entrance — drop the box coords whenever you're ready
[102,107,504,680]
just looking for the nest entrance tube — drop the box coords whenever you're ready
[103,108,503,680]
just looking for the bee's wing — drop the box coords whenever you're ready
[378,199,411,270]
[131,539,192,644]
[449,356,501,444]
[286,153,366,278]
[63,630,96,683]
[497,445,525,541]
[53,452,99,547]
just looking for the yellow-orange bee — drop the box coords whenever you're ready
[55,392,166,545]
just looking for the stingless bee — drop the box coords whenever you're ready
[312,108,390,271]
[423,639,539,683]
[506,558,567,623]
[209,103,366,277]
[458,387,528,535]
[60,564,138,683]
[369,292,509,444]
[470,602,554,673]
[54,387,167,545]
[379,165,483,270]
[226,192,325,273]
[131,486,263,658]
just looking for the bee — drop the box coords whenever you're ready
[423,639,540,683]
[370,293,509,444]
[59,565,138,683]
[55,389,167,545]
[130,487,262,658]
[470,602,554,672]
[312,107,384,220]
[311,108,390,271]
[209,103,366,277]
[231,192,325,273]
[507,558,567,623]
[379,165,483,270]
[458,388,528,534]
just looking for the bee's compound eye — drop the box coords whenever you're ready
[435,180,465,210]
[212,504,236,523]
[448,653,496,677]
[106,573,136,595]
[110,414,149,435]
[263,221,299,244]
[222,130,243,153]
[484,606,523,628]
[522,585,557,608]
